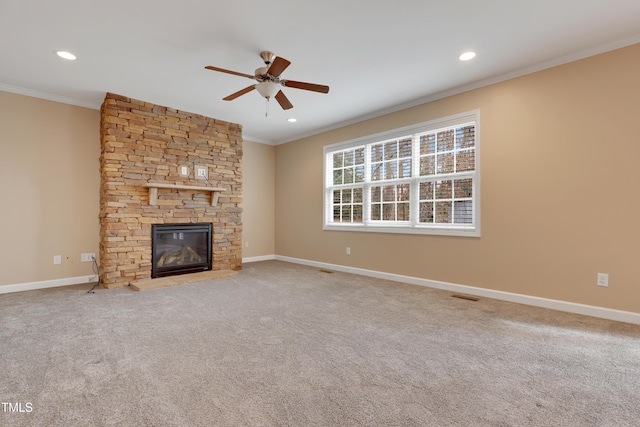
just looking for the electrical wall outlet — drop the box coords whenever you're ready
[81,253,96,262]
[53,255,62,265]
[597,273,609,287]
[346,247,351,255]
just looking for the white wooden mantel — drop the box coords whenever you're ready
[145,183,226,207]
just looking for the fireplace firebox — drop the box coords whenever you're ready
[151,223,212,278]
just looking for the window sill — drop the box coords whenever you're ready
[323,223,480,237]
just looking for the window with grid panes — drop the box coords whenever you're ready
[331,147,365,223]
[324,110,479,236]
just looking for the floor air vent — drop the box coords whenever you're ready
[451,294,480,302]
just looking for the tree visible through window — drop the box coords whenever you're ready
[324,111,479,236]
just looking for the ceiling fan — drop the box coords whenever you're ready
[205,51,329,114]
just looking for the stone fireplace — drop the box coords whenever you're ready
[99,93,242,288]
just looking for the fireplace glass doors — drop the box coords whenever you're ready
[151,223,212,278]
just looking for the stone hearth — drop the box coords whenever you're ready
[99,93,242,288]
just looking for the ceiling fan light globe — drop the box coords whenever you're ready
[256,81,280,99]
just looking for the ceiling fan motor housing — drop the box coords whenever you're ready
[255,67,269,79]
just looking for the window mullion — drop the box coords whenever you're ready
[363,145,371,225]
[410,134,419,226]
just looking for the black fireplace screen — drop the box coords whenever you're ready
[151,223,212,278]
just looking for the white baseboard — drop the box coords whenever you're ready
[0,275,98,295]
[243,255,276,264]
[275,255,640,325]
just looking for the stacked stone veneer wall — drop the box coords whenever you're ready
[99,93,242,288]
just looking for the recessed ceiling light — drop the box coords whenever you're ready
[459,51,476,61]
[287,118,297,123]
[56,51,77,61]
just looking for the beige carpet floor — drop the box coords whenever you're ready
[1,260,639,426]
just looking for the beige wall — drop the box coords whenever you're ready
[0,91,100,286]
[275,43,640,314]
[241,140,275,259]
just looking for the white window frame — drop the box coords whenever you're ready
[323,110,480,237]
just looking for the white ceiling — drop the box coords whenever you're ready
[1,0,640,145]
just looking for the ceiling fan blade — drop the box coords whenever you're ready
[282,80,330,94]
[205,66,256,80]
[275,90,293,110]
[267,57,291,78]
[223,85,256,101]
